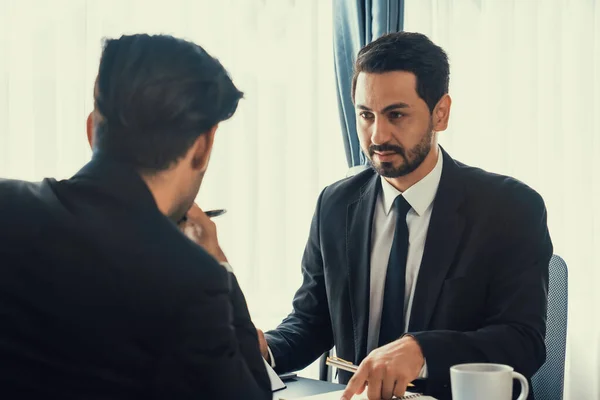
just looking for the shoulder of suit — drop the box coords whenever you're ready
[318,167,377,205]
[315,160,546,214]
[0,177,46,197]
[453,160,546,213]
[0,178,51,214]
[0,177,230,292]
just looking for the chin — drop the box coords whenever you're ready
[376,161,418,178]
[374,161,402,176]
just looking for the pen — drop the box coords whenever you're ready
[179,208,227,224]
[326,357,415,387]
[205,209,227,218]
[326,356,357,373]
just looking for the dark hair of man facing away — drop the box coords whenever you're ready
[94,34,242,172]
[352,31,449,113]
[0,34,271,399]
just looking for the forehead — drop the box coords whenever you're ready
[354,71,420,108]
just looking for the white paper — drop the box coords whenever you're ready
[264,358,286,392]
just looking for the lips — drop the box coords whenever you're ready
[373,152,398,161]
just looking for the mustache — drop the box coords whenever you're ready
[369,144,405,157]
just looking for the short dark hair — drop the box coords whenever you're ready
[93,34,243,172]
[352,32,449,113]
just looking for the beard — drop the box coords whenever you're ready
[367,126,434,178]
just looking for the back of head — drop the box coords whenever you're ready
[93,34,243,172]
[352,32,449,113]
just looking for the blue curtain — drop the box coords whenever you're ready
[333,0,405,167]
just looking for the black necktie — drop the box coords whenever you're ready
[378,195,412,347]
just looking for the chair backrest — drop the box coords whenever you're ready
[319,349,333,382]
[531,255,569,400]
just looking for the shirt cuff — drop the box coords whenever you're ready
[418,359,428,379]
[267,345,276,368]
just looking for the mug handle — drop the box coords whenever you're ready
[513,371,529,400]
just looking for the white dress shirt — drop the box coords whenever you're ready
[366,149,443,378]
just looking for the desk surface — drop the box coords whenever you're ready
[273,377,344,400]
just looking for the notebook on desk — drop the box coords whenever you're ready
[279,389,437,400]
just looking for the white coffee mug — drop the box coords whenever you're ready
[450,363,529,400]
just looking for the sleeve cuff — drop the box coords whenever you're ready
[267,345,276,368]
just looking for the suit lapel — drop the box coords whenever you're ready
[408,150,466,332]
[346,173,379,363]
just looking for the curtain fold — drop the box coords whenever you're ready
[333,0,404,167]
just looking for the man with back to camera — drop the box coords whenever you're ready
[0,34,270,399]
[257,32,552,400]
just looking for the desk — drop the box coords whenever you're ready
[273,377,344,399]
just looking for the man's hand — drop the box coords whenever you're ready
[341,336,424,400]
[179,204,228,263]
[256,329,270,362]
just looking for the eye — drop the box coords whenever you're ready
[359,111,374,120]
[389,112,404,120]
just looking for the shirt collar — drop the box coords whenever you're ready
[380,147,444,217]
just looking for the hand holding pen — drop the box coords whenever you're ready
[179,204,228,263]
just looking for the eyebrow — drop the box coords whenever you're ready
[356,103,411,113]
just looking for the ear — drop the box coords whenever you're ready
[86,112,94,149]
[191,124,219,171]
[432,94,452,132]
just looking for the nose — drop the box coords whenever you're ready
[370,117,393,146]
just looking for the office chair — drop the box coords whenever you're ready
[531,255,568,400]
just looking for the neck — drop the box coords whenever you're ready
[384,145,440,192]
[141,171,179,220]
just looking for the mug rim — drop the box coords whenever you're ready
[450,363,515,374]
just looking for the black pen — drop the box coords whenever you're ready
[205,209,227,218]
[179,209,227,224]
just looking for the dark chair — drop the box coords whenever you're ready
[319,348,332,382]
[531,255,568,400]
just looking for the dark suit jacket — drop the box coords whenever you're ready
[0,157,271,399]
[265,149,552,400]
